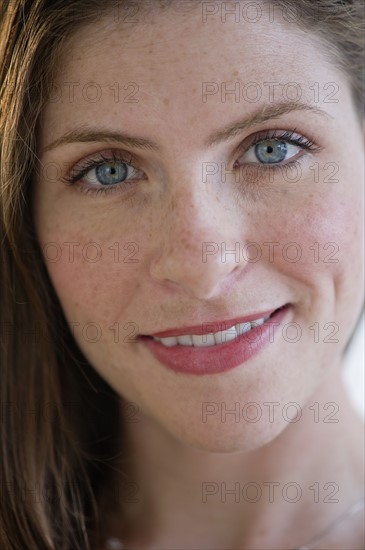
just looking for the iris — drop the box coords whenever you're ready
[255,139,287,163]
[95,162,127,185]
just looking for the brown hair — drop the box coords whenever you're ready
[0,1,364,548]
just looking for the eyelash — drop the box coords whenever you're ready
[60,150,139,197]
[61,128,320,198]
[237,128,319,162]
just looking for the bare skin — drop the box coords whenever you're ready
[32,2,364,548]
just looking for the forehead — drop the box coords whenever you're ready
[39,4,343,152]
[50,6,325,88]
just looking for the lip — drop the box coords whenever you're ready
[148,307,281,338]
[140,303,292,375]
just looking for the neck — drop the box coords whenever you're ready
[100,367,364,549]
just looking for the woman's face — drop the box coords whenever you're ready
[33,3,364,452]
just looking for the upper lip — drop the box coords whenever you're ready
[145,305,286,338]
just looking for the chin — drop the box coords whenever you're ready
[163,416,286,454]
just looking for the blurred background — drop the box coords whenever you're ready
[342,311,364,419]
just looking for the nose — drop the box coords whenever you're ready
[149,178,248,300]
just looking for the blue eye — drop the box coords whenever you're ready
[61,151,145,196]
[241,138,301,165]
[255,139,287,163]
[237,129,319,167]
[92,161,129,186]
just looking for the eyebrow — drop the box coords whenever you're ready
[41,101,332,154]
[205,101,331,146]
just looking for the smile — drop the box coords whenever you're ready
[140,304,292,375]
[152,312,272,348]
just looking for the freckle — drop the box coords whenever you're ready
[233,70,238,76]
[163,97,170,106]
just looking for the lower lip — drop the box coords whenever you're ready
[140,304,292,375]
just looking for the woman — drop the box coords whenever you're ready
[0,0,364,548]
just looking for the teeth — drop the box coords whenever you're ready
[153,314,272,348]
[213,326,237,345]
[155,336,178,347]
[236,321,251,336]
[176,335,193,346]
[192,333,217,347]
[250,317,265,328]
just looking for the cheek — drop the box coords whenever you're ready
[32,193,145,332]
[253,176,364,352]
[32,183,152,323]
[259,185,363,281]
[44,240,143,325]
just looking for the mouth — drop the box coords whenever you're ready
[140,304,289,349]
[139,304,292,375]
